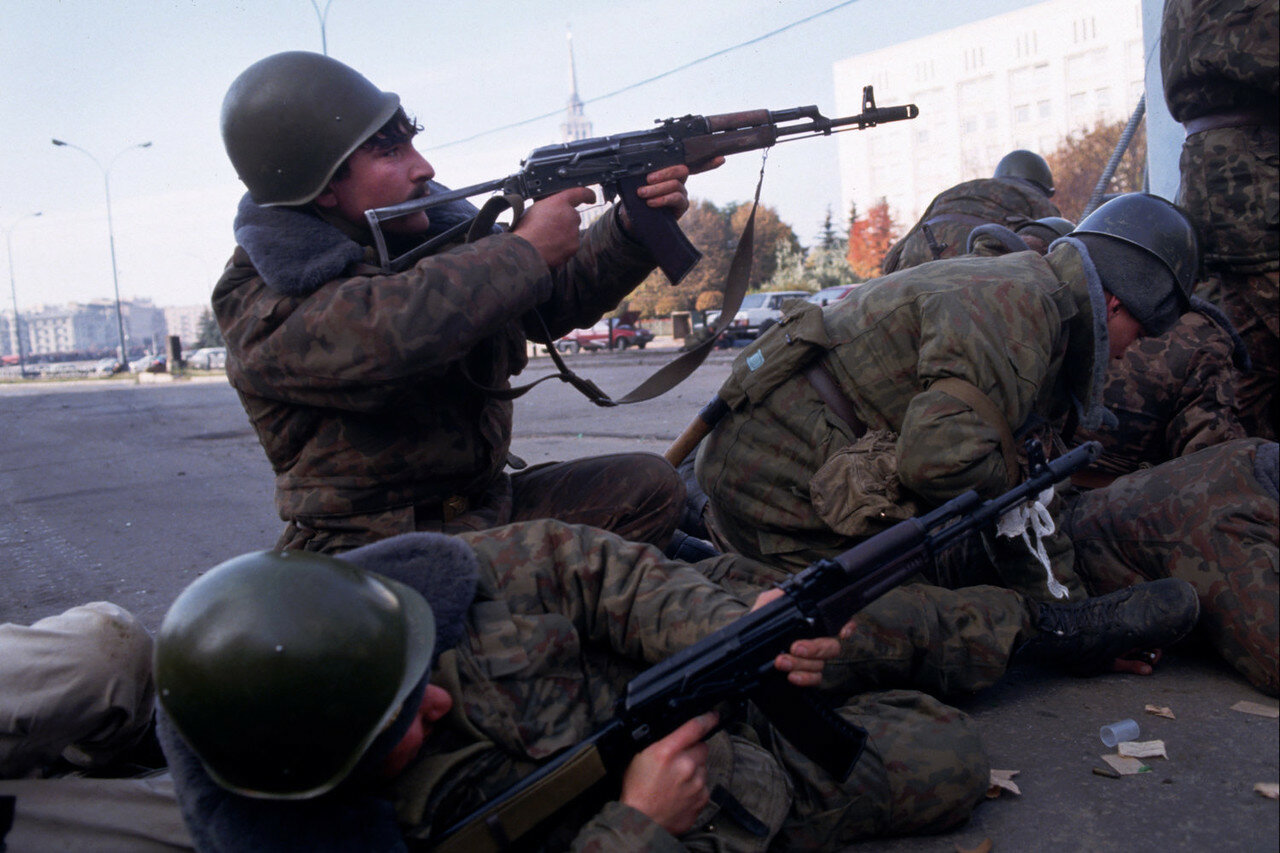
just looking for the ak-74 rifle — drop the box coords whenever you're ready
[366,85,918,279]
[423,439,1102,853]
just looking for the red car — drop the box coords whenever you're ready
[555,318,654,353]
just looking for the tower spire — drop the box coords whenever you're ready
[561,28,592,142]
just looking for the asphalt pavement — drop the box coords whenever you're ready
[1,348,1275,851]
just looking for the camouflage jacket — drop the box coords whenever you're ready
[1161,0,1280,123]
[395,520,777,850]
[213,196,656,525]
[1071,307,1248,478]
[698,240,1109,570]
[157,521,787,852]
[880,178,1060,274]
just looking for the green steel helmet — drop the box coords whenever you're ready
[154,549,435,799]
[221,51,402,206]
[994,149,1055,196]
[1071,193,1201,301]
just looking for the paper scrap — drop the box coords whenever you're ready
[1144,704,1176,720]
[1118,740,1167,759]
[1101,754,1150,775]
[956,839,993,853]
[1231,700,1279,718]
[986,768,1021,798]
[1255,783,1279,800]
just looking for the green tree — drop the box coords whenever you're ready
[194,309,224,348]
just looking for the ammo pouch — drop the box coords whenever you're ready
[809,429,921,538]
[718,300,830,411]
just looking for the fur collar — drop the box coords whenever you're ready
[233,181,487,296]
[1046,236,1115,431]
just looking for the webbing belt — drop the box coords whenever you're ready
[929,377,1020,487]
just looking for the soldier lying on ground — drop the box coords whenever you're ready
[152,522,1196,851]
[214,51,721,558]
[879,149,1060,274]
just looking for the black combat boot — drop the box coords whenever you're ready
[1017,578,1200,675]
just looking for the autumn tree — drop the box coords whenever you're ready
[1044,118,1148,222]
[622,199,799,319]
[846,198,900,278]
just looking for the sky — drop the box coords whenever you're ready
[1,0,1041,309]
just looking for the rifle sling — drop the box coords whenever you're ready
[464,155,771,407]
[431,742,610,853]
[928,377,1019,487]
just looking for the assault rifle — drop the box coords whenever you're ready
[426,439,1102,853]
[366,86,917,279]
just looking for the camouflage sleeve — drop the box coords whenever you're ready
[1161,0,1280,121]
[570,801,685,852]
[1166,317,1248,457]
[225,232,551,408]
[897,279,1055,502]
[460,520,750,664]
[524,207,659,342]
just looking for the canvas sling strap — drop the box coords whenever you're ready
[928,377,1020,488]
[459,155,772,408]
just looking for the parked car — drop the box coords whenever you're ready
[725,290,811,343]
[807,284,856,306]
[555,319,654,353]
[129,354,167,373]
[186,347,228,370]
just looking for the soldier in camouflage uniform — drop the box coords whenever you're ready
[696,195,1198,605]
[152,521,1198,850]
[1161,0,1279,439]
[1062,439,1279,695]
[880,150,1061,274]
[214,52,710,555]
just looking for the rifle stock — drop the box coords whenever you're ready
[425,439,1101,851]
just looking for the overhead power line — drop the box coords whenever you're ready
[428,0,862,150]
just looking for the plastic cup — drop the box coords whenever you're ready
[1099,718,1140,748]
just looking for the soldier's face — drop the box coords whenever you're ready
[1105,296,1145,358]
[378,684,454,779]
[316,140,436,234]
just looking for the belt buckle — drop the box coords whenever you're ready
[442,494,468,522]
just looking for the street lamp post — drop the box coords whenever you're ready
[5,211,42,378]
[51,138,152,371]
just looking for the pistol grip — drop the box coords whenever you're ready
[617,174,702,286]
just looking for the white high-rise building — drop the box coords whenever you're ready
[833,0,1146,226]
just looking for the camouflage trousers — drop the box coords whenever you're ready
[1180,124,1279,440]
[1061,439,1280,695]
[277,452,685,554]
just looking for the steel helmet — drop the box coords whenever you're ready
[1071,193,1201,302]
[994,149,1055,196]
[221,51,401,206]
[154,549,435,799]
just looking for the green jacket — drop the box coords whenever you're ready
[880,178,1060,274]
[698,240,1108,580]
[214,198,655,535]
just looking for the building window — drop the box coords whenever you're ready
[1038,99,1052,119]
[1014,104,1031,124]
[1095,86,1111,111]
